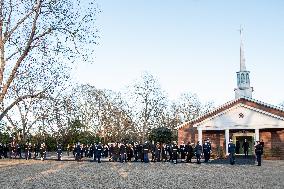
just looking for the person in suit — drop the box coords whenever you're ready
[255,141,264,166]
[228,139,236,165]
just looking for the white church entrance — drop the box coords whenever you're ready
[232,132,254,155]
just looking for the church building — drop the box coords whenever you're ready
[177,29,284,159]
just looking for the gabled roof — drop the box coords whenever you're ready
[176,97,284,130]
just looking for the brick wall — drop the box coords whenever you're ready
[178,125,197,144]
[260,129,284,159]
[179,127,284,159]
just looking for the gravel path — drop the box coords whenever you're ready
[0,158,283,189]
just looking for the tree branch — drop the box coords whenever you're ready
[0,91,44,121]
[0,0,41,103]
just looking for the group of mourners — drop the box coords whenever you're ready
[0,138,264,166]
[0,141,48,161]
[69,139,211,164]
[228,139,264,166]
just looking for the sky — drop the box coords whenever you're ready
[75,0,284,106]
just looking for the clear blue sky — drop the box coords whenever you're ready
[75,0,284,106]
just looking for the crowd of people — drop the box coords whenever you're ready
[68,140,211,164]
[0,141,48,161]
[0,138,264,166]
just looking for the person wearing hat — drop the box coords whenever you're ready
[75,142,81,161]
[179,141,186,162]
[172,141,179,164]
[57,143,63,161]
[40,143,46,161]
[133,142,139,162]
[194,141,203,164]
[96,142,103,163]
[185,142,194,163]
[228,139,236,165]
[254,141,263,166]
[154,142,161,162]
[143,141,149,163]
[202,140,211,163]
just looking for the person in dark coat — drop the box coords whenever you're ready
[154,143,161,162]
[103,144,109,158]
[138,144,143,162]
[133,142,139,162]
[185,142,194,163]
[57,144,63,161]
[96,142,103,163]
[179,141,186,162]
[228,139,236,165]
[242,139,250,158]
[194,141,202,164]
[75,142,82,161]
[72,144,76,157]
[143,142,149,163]
[40,143,47,161]
[0,143,3,159]
[10,141,16,159]
[203,139,211,163]
[126,144,133,161]
[166,144,172,162]
[92,143,97,161]
[161,144,167,162]
[119,143,127,163]
[172,141,179,164]
[255,141,263,166]
[18,143,23,159]
[236,140,240,154]
[89,144,94,159]
[67,144,70,156]
[109,144,114,161]
[25,142,32,160]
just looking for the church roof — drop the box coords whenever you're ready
[176,97,284,130]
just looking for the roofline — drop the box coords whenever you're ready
[176,97,284,130]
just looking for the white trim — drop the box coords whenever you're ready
[242,104,284,120]
[176,97,284,130]
[195,103,284,128]
[198,127,203,143]
[255,129,259,141]
[225,129,230,155]
[196,125,284,130]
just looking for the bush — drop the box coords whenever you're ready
[148,127,173,144]
[271,146,281,157]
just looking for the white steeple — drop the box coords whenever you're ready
[234,26,253,99]
[240,26,246,71]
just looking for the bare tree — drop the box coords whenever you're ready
[4,60,70,142]
[68,84,136,143]
[0,0,99,120]
[129,72,167,142]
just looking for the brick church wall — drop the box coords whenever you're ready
[178,125,197,144]
[260,129,284,160]
[179,127,284,159]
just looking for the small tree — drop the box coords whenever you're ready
[148,127,173,144]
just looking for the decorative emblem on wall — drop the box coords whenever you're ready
[239,113,244,118]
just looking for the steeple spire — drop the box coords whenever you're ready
[234,25,253,99]
[240,26,246,71]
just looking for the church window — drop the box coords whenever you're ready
[246,73,249,83]
[241,73,245,83]
[237,74,240,84]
